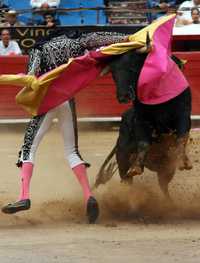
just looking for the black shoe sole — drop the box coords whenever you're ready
[1,200,31,214]
[87,197,99,224]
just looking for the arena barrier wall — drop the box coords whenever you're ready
[0,51,200,120]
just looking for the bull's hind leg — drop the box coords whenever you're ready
[157,170,174,202]
[175,88,192,171]
[177,133,192,171]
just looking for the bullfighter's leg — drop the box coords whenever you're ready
[57,100,99,224]
[2,101,99,223]
[2,110,56,214]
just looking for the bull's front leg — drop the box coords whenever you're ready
[127,141,150,176]
[176,133,192,170]
[116,146,133,184]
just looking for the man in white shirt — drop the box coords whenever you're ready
[0,29,22,55]
[178,0,200,20]
[30,0,60,9]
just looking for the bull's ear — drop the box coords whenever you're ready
[135,31,152,54]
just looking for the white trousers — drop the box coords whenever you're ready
[18,100,85,168]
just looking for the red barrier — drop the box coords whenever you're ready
[0,56,29,118]
[174,52,200,115]
[0,52,200,119]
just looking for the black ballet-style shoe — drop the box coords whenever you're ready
[1,199,31,214]
[86,196,99,224]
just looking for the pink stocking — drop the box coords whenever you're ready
[18,162,33,201]
[72,164,92,203]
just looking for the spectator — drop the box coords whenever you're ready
[30,0,60,9]
[0,0,9,23]
[0,0,8,9]
[39,12,60,27]
[176,6,200,25]
[0,10,25,27]
[0,0,9,12]
[191,6,200,22]
[30,0,60,26]
[178,0,200,20]
[0,29,22,55]
[147,0,176,22]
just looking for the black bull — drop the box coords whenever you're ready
[95,51,192,199]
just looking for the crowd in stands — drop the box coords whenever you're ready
[0,1,200,27]
[0,0,62,27]
[106,0,200,25]
[0,0,200,55]
[106,1,147,24]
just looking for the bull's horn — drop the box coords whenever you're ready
[146,31,151,50]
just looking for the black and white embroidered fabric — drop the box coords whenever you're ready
[17,115,45,167]
[29,32,127,75]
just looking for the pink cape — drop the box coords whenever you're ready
[137,17,188,105]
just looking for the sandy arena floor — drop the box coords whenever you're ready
[0,123,200,263]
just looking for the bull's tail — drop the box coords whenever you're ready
[93,145,118,189]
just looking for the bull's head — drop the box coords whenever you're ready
[109,50,147,104]
[109,32,150,104]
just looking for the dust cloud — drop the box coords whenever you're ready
[0,128,200,227]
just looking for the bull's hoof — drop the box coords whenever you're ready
[127,165,144,177]
[121,177,133,185]
[178,159,193,171]
[179,165,193,171]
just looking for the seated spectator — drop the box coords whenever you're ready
[0,29,22,55]
[147,0,176,22]
[30,0,60,9]
[39,12,60,27]
[30,0,60,26]
[0,10,25,27]
[0,0,9,12]
[0,0,9,24]
[176,6,200,25]
[0,0,8,9]
[178,0,200,20]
